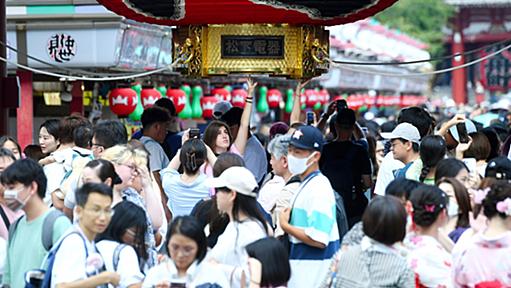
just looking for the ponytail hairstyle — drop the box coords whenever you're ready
[419,135,446,183]
[481,180,511,220]
[409,185,448,229]
[180,138,207,175]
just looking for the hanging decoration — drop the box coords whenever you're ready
[257,86,269,113]
[231,88,247,108]
[201,96,219,119]
[128,83,144,121]
[224,85,233,93]
[179,84,193,119]
[166,88,187,113]
[285,88,294,113]
[191,85,203,118]
[267,88,282,109]
[305,89,320,108]
[141,88,162,108]
[108,88,138,116]
[156,85,167,98]
[212,87,231,102]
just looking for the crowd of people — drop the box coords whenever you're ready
[0,79,510,287]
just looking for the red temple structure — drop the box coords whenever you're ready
[445,0,511,104]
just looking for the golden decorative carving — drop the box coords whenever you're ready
[172,24,329,79]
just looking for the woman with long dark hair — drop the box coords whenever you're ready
[0,136,21,160]
[412,135,447,184]
[208,166,269,287]
[97,201,147,286]
[437,177,472,243]
[143,216,229,287]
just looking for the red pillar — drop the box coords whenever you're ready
[451,15,467,104]
[70,81,83,115]
[16,71,33,149]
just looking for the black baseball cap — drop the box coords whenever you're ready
[289,125,324,152]
[485,156,511,180]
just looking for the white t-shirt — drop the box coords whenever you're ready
[374,152,405,196]
[209,220,267,267]
[51,228,103,288]
[96,240,144,288]
[140,136,169,172]
[143,259,229,288]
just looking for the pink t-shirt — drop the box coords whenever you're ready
[0,203,24,240]
[453,231,511,288]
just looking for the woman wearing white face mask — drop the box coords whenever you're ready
[437,177,472,243]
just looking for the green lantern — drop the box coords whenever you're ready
[314,102,322,110]
[285,88,294,113]
[156,85,167,98]
[179,84,192,119]
[128,83,143,121]
[224,85,233,93]
[191,85,203,119]
[257,86,269,114]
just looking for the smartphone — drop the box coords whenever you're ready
[189,128,200,139]
[337,99,348,111]
[456,123,470,143]
[306,111,314,125]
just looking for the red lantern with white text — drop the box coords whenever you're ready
[319,89,330,105]
[267,89,282,109]
[231,88,247,108]
[109,88,138,116]
[141,88,162,108]
[167,89,187,113]
[201,96,219,119]
[212,87,231,102]
[305,89,319,108]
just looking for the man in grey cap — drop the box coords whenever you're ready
[381,122,421,179]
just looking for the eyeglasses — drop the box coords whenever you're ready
[168,244,196,257]
[84,207,114,218]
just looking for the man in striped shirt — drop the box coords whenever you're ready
[280,126,340,288]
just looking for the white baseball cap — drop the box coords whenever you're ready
[207,166,258,197]
[381,123,421,144]
[448,119,477,143]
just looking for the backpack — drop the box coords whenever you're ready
[26,231,106,288]
[8,209,66,251]
[112,243,127,271]
[334,191,349,242]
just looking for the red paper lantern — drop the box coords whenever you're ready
[305,89,320,108]
[166,88,187,113]
[98,0,397,27]
[211,87,231,102]
[141,88,162,108]
[201,96,219,119]
[231,88,247,108]
[108,88,138,116]
[267,89,282,109]
[319,89,330,105]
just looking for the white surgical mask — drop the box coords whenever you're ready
[288,153,316,175]
[4,188,30,212]
[447,201,459,217]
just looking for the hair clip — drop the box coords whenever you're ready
[424,204,435,213]
[496,198,511,216]
[473,187,490,205]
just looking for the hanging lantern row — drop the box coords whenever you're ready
[331,94,427,111]
[108,84,337,119]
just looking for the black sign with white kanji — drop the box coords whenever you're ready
[47,33,77,63]
[221,35,284,59]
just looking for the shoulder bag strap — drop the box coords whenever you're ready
[42,210,65,251]
[0,205,11,230]
[112,243,128,271]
